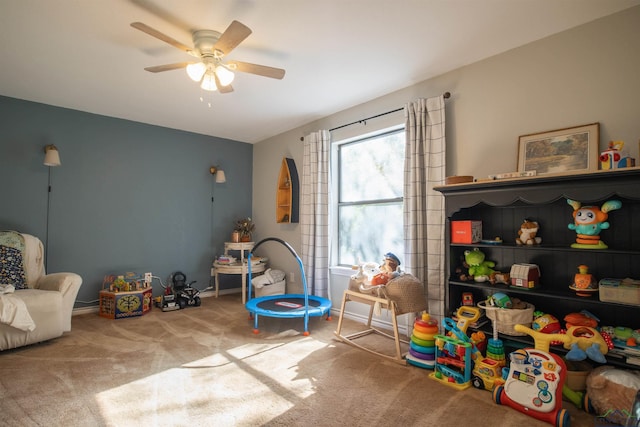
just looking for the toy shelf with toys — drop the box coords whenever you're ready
[435,167,640,370]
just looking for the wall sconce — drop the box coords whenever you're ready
[210,166,226,183]
[43,144,61,166]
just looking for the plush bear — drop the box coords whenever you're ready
[516,219,542,245]
[586,365,640,425]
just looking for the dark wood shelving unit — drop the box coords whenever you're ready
[436,167,640,369]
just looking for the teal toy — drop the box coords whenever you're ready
[567,199,622,249]
[464,248,495,282]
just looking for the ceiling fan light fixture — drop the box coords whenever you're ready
[186,62,206,82]
[200,70,217,91]
[215,65,235,87]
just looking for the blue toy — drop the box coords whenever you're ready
[428,317,476,390]
[246,237,332,336]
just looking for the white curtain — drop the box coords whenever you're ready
[300,130,331,298]
[403,96,446,319]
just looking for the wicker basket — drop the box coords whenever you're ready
[348,273,427,315]
[478,301,535,336]
[383,274,427,314]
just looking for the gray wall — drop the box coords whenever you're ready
[253,6,640,320]
[0,97,253,307]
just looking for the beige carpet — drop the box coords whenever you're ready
[1,294,596,426]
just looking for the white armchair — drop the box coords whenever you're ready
[0,231,82,351]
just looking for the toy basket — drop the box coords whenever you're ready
[477,301,535,336]
[350,273,427,314]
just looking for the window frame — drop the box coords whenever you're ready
[330,124,405,268]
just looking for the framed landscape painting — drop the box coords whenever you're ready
[518,123,599,176]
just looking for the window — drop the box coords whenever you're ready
[332,126,405,266]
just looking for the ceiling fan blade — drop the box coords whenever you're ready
[144,62,193,73]
[131,22,197,57]
[214,20,252,56]
[215,73,234,93]
[228,61,286,79]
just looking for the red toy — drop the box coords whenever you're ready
[493,348,568,426]
[493,325,573,427]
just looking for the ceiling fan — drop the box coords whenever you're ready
[131,20,285,93]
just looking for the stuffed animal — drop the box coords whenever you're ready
[516,219,542,246]
[464,248,495,282]
[586,365,640,425]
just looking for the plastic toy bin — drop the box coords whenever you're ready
[477,301,535,336]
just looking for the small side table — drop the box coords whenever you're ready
[213,242,267,304]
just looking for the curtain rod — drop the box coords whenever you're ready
[328,91,450,133]
[299,91,450,141]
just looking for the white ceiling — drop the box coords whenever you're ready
[1,0,639,144]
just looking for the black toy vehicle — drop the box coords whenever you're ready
[172,271,201,309]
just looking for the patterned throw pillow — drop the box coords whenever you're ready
[0,245,27,289]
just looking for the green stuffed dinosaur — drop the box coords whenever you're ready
[464,248,495,282]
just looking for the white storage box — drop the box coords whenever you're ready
[599,278,640,306]
[255,280,286,297]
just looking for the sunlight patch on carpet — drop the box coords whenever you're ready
[94,337,329,426]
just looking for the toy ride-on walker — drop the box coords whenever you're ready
[171,271,201,309]
[492,323,609,427]
[152,271,201,311]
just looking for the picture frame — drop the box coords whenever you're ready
[517,123,599,176]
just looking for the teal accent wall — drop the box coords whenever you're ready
[0,96,252,307]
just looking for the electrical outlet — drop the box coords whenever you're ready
[289,272,295,283]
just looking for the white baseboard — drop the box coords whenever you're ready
[71,290,406,336]
[73,306,99,316]
[72,287,243,316]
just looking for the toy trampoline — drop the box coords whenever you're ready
[245,237,332,335]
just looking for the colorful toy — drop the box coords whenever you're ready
[516,219,542,246]
[564,311,599,329]
[569,265,598,297]
[429,319,473,390]
[493,346,569,426]
[370,252,402,285]
[453,305,481,335]
[532,312,562,334]
[471,355,506,392]
[406,312,438,369]
[487,292,512,308]
[600,140,636,170]
[509,263,540,289]
[464,248,495,282]
[494,323,613,425]
[600,325,640,353]
[567,198,622,249]
[461,292,474,306]
[472,304,506,392]
[493,324,572,426]
[563,326,608,364]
